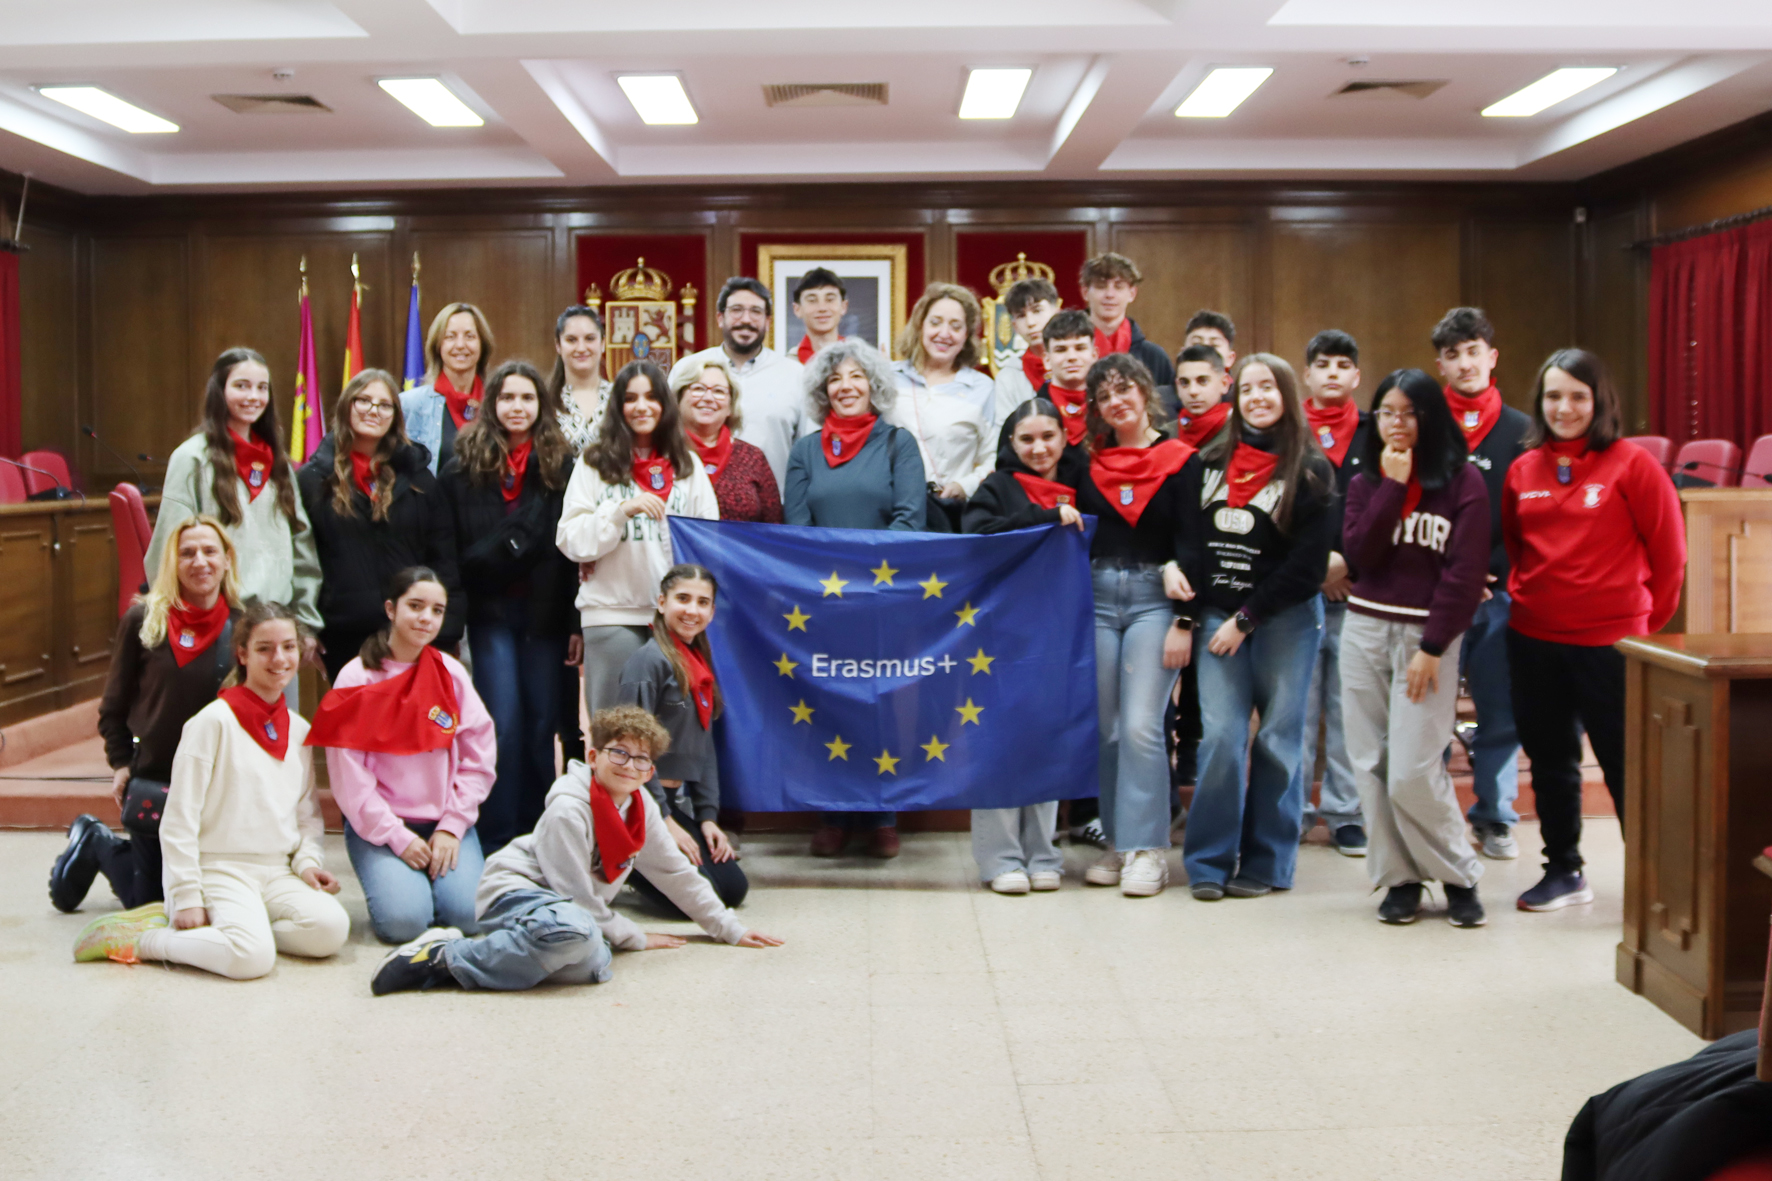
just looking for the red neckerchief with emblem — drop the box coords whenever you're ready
[690,427,733,479]
[231,428,274,501]
[1176,401,1231,449]
[165,597,230,668]
[1040,382,1090,446]
[502,440,532,503]
[1012,472,1077,511]
[436,372,483,431]
[671,634,716,729]
[1223,442,1281,509]
[305,645,461,755]
[1305,399,1359,466]
[1443,384,1503,450]
[822,413,876,468]
[632,453,675,500]
[1089,438,1194,527]
[220,684,291,760]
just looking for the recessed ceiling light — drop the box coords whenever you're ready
[618,75,698,125]
[1175,67,1274,118]
[377,77,484,127]
[35,86,177,134]
[1482,67,1618,118]
[959,68,1032,120]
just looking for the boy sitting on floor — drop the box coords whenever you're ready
[372,705,782,995]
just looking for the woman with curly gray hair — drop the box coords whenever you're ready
[783,339,925,859]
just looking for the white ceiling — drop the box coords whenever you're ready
[0,0,1769,193]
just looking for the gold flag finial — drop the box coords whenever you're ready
[411,251,420,280]
[299,254,308,297]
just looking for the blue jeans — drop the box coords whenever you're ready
[470,614,568,853]
[1458,592,1521,827]
[1302,599,1361,830]
[1093,563,1180,853]
[444,888,614,991]
[1184,598,1322,889]
[344,820,484,945]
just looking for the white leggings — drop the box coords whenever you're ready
[139,859,350,980]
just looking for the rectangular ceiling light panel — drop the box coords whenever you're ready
[1175,67,1273,118]
[959,68,1032,119]
[1482,67,1617,117]
[378,77,484,126]
[618,75,698,125]
[36,85,178,133]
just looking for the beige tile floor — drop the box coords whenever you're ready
[1,822,1704,1181]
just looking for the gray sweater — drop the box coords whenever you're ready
[783,419,926,531]
[619,638,720,822]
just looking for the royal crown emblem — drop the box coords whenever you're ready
[982,252,1058,380]
[586,257,698,381]
[427,705,457,733]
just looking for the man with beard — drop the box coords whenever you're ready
[688,277,808,492]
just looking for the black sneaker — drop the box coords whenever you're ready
[1517,870,1594,912]
[1445,884,1486,928]
[49,814,116,913]
[371,928,461,996]
[1224,877,1272,898]
[1331,824,1368,858]
[1377,883,1423,924]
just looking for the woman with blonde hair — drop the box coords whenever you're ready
[51,516,243,913]
[888,282,997,524]
[401,301,497,474]
[668,352,782,523]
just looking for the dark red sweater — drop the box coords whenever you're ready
[708,439,783,524]
[1342,465,1489,656]
[1502,439,1685,646]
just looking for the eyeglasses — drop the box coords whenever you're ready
[724,306,768,322]
[1094,381,1139,404]
[1376,408,1418,423]
[600,746,655,772]
[352,397,397,417]
[685,383,730,398]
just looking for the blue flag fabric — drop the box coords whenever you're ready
[402,279,425,390]
[669,517,1099,812]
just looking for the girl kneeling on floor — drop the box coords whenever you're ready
[371,705,781,995]
[618,564,748,912]
[310,567,497,944]
[74,602,348,977]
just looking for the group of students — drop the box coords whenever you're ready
[44,252,1687,995]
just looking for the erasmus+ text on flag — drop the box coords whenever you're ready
[669,518,1100,813]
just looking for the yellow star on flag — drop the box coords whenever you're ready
[953,602,979,627]
[919,572,947,599]
[789,699,814,724]
[819,571,849,598]
[783,604,810,631]
[826,735,851,761]
[870,560,898,585]
[875,748,901,775]
[967,648,994,674]
[921,735,950,762]
[774,653,799,677]
[956,698,984,725]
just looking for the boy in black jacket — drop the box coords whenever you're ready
[1079,253,1173,386]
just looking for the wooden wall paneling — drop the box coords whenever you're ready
[406,228,559,377]
[1269,219,1463,387]
[60,512,115,690]
[1580,203,1651,432]
[16,225,80,466]
[1109,221,1259,363]
[88,237,190,485]
[0,511,55,717]
[1468,218,1578,411]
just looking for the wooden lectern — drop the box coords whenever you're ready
[1673,488,1772,634]
[1616,634,1772,1038]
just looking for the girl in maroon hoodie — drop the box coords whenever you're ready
[1502,349,1684,914]
[1339,369,1490,927]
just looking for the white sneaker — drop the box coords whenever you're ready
[1120,849,1169,897]
[1084,850,1124,886]
[989,870,1031,895]
[1477,824,1519,860]
[1028,871,1062,892]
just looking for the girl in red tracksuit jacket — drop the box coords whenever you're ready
[1500,348,1684,914]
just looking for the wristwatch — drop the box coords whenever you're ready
[1233,609,1257,635]
[1171,617,1194,632]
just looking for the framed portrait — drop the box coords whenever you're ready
[758,244,909,358]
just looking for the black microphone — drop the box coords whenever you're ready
[0,456,84,504]
[81,424,146,487]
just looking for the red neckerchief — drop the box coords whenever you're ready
[306,645,460,755]
[1176,401,1231,449]
[349,451,377,500]
[1444,384,1503,450]
[1094,320,1132,358]
[1021,349,1047,390]
[632,453,674,500]
[1305,399,1359,466]
[822,413,876,468]
[502,439,532,503]
[1012,471,1076,511]
[796,334,841,364]
[588,775,646,882]
[671,634,716,729]
[231,428,274,501]
[690,427,733,479]
[166,597,230,668]
[1400,476,1424,522]
[436,372,482,430]
[220,684,291,760]
[1089,438,1194,527]
[1223,442,1281,509]
[1537,435,1601,506]
[1041,382,1090,446]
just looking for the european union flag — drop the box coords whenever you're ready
[670,518,1099,812]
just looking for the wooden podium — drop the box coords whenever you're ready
[1673,488,1772,634]
[1615,634,1772,1038]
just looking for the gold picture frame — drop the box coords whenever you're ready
[757,243,910,357]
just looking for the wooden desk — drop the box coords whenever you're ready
[1675,488,1772,634]
[1616,634,1772,1038]
[0,498,122,726]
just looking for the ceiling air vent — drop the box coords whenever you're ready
[211,93,333,115]
[762,83,888,109]
[1330,80,1448,101]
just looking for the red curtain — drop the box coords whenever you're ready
[0,250,19,457]
[577,233,710,352]
[953,229,1090,309]
[1648,220,1772,451]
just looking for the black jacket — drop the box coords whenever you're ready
[1125,319,1175,387]
[962,445,1088,536]
[1467,405,1531,580]
[296,436,464,645]
[438,452,578,639]
[1327,410,1378,558]
[1195,434,1335,625]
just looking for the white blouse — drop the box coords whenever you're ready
[558,379,612,456]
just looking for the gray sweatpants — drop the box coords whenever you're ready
[582,625,650,721]
[1339,612,1481,890]
[971,803,1062,881]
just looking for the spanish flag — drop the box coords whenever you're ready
[342,253,364,390]
[288,263,322,462]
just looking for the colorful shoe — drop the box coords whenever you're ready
[371,928,462,996]
[72,902,167,963]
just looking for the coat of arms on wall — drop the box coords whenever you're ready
[584,257,698,381]
[982,252,1057,376]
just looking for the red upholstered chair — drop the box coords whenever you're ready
[109,482,152,616]
[1672,438,1743,488]
[1625,435,1675,473]
[1741,435,1772,489]
[19,449,72,497]
[0,463,26,504]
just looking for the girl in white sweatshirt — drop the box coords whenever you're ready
[73,602,349,979]
[556,360,719,723]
